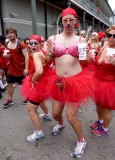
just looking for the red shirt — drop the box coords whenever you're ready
[0,47,9,69]
[6,41,26,76]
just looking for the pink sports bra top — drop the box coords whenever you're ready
[54,35,81,57]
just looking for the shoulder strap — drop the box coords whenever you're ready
[5,40,22,53]
[17,40,22,53]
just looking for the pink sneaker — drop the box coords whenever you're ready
[3,99,14,108]
[91,120,102,130]
[92,126,109,136]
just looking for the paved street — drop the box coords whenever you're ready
[0,86,115,160]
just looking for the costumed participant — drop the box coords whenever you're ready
[21,35,53,142]
[22,35,52,121]
[98,31,107,47]
[87,32,102,75]
[90,25,115,136]
[0,35,9,84]
[46,7,94,159]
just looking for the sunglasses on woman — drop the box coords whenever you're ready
[107,33,115,39]
[29,41,38,45]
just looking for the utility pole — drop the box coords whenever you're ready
[31,0,37,34]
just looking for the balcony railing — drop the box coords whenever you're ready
[74,0,112,26]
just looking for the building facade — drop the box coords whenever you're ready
[0,0,114,39]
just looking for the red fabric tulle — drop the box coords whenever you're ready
[21,66,54,103]
[94,78,115,110]
[46,70,95,105]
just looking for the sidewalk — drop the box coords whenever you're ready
[0,86,115,160]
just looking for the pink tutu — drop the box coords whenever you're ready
[94,78,115,110]
[46,70,95,105]
[21,66,54,103]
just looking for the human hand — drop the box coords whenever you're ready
[23,69,29,76]
[46,39,54,54]
[3,49,10,58]
[105,55,115,65]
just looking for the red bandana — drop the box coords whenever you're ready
[62,7,78,18]
[30,35,41,43]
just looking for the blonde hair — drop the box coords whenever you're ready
[90,32,98,42]
[106,24,115,34]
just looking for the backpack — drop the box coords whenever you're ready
[6,39,22,53]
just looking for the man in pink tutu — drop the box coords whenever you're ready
[90,25,115,136]
[46,7,94,158]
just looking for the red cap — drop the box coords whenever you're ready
[62,7,78,18]
[98,32,105,40]
[30,35,41,43]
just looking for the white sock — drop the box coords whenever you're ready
[99,120,103,124]
[44,113,50,116]
[35,130,43,135]
[102,126,108,132]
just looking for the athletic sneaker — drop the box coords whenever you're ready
[22,99,28,105]
[92,126,109,136]
[27,131,45,143]
[91,120,103,130]
[39,113,52,121]
[71,139,86,159]
[3,99,14,108]
[51,123,65,136]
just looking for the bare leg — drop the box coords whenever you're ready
[7,83,14,99]
[66,102,83,141]
[27,102,41,131]
[96,105,103,120]
[52,99,64,124]
[40,101,49,114]
[102,108,112,128]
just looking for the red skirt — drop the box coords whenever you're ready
[94,78,115,110]
[46,70,95,106]
[21,66,54,103]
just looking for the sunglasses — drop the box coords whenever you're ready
[29,41,38,45]
[91,34,96,36]
[107,33,115,39]
[62,18,75,23]
[41,40,45,42]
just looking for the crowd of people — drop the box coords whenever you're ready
[0,7,115,159]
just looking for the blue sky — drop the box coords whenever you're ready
[108,0,115,11]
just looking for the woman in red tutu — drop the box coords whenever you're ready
[87,32,102,75]
[21,35,53,142]
[90,25,115,136]
[46,7,94,158]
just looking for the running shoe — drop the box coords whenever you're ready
[91,120,102,130]
[51,123,65,136]
[39,113,52,121]
[92,126,109,136]
[3,99,14,108]
[71,139,86,159]
[27,131,45,142]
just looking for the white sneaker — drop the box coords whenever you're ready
[27,131,45,143]
[39,113,52,121]
[51,123,65,136]
[71,139,86,158]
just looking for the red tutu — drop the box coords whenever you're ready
[21,66,54,103]
[94,78,115,110]
[46,70,95,105]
